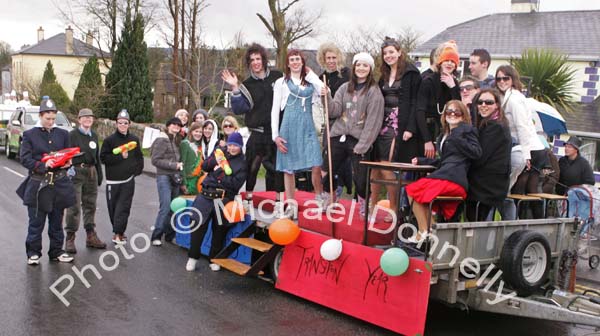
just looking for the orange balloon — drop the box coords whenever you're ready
[223,200,245,223]
[377,199,391,209]
[269,218,300,245]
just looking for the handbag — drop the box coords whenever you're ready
[170,172,183,186]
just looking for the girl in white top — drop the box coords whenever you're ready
[495,65,546,218]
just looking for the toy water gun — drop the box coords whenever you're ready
[41,147,81,169]
[112,141,137,155]
[214,148,232,175]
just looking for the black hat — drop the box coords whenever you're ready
[40,97,57,113]
[166,117,183,127]
[566,136,582,151]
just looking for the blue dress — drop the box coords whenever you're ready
[276,79,322,173]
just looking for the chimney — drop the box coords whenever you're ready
[85,31,93,46]
[65,26,73,54]
[37,26,44,43]
[511,0,540,13]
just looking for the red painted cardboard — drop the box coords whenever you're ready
[276,231,431,336]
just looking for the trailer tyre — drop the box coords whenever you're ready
[500,230,551,296]
[270,249,284,283]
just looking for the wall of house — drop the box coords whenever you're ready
[11,54,110,100]
[413,57,599,103]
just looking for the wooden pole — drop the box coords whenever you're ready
[322,75,335,201]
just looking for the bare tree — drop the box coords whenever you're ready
[256,0,322,69]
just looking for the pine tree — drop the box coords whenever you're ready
[101,5,153,122]
[39,60,71,109]
[72,56,103,114]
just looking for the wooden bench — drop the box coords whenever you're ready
[508,194,542,219]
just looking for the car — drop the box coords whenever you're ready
[5,106,74,159]
[0,104,16,149]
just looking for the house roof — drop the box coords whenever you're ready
[14,33,109,58]
[412,10,600,61]
[563,97,600,135]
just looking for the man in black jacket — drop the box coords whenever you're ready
[185,132,247,272]
[65,108,106,253]
[557,136,595,195]
[99,109,144,244]
[221,43,284,213]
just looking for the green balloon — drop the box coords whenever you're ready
[380,248,410,276]
[170,197,188,213]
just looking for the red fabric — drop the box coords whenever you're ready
[244,191,395,245]
[406,178,466,219]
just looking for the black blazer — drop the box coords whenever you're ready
[467,120,512,206]
[418,123,482,190]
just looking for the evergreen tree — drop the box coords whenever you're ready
[72,56,103,114]
[101,5,153,122]
[39,60,71,109]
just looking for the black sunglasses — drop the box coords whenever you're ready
[459,84,475,91]
[496,76,511,82]
[444,108,464,117]
[477,99,496,106]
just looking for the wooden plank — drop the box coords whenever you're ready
[434,196,464,201]
[210,258,263,276]
[508,194,542,201]
[231,238,273,252]
[359,160,436,172]
[527,193,568,200]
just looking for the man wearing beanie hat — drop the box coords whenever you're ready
[557,136,595,195]
[65,108,106,253]
[415,41,461,157]
[100,109,144,244]
[185,132,247,272]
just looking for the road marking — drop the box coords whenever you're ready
[575,284,600,295]
[3,166,25,178]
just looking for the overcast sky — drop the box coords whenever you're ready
[1,0,599,51]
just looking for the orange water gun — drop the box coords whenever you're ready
[214,148,232,175]
[112,141,137,155]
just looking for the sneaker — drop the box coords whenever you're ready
[152,239,162,246]
[27,255,40,265]
[209,263,221,271]
[273,201,285,218]
[112,234,127,245]
[51,253,74,263]
[242,199,252,213]
[186,258,198,272]
[406,231,428,244]
[283,204,297,220]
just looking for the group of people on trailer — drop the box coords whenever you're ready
[18,37,596,272]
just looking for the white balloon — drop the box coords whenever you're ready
[320,239,343,261]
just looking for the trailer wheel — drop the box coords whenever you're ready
[590,255,600,270]
[500,230,551,296]
[270,249,284,283]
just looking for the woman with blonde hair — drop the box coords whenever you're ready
[406,100,481,242]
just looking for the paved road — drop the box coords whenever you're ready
[0,155,597,336]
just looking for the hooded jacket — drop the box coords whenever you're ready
[100,130,144,182]
[418,123,482,190]
[151,131,182,176]
[201,119,219,159]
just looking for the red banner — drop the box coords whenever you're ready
[276,231,431,336]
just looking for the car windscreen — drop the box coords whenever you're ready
[0,110,12,121]
[26,112,70,126]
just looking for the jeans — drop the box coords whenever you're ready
[151,175,180,241]
[26,207,65,258]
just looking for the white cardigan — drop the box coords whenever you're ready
[270,70,325,141]
[502,88,545,161]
